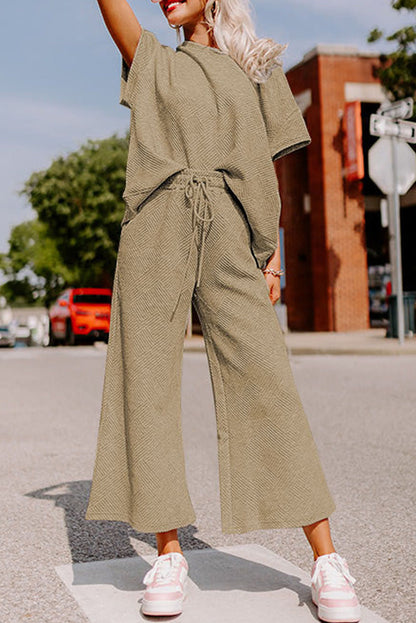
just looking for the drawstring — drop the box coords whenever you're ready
[187,175,215,287]
[169,174,215,322]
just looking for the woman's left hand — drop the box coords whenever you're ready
[262,245,282,305]
[263,271,281,305]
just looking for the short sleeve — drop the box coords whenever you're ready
[257,65,311,161]
[120,29,173,109]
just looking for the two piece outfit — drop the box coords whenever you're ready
[85,29,336,535]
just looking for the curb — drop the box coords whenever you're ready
[285,346,416,356]
[96,335,416,356]
[184,337,205,352]
[183,335,416,356]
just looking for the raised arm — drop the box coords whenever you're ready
[97,0,142,68]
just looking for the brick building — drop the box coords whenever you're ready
[276,45,391,331]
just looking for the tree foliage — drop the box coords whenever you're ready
[368,0,416,108]
[21,133,129,288]
[1,133,129,306]
[0,219,75,306]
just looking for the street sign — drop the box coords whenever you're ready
[370,114,416,143]
[369,96,415,346]
[377,97,414,120]
[368,137,416,195]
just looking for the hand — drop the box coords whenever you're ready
[262,245,283,305]
[263,271,281,305]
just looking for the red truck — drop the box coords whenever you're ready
[48,287,112,346]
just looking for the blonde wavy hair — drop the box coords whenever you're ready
[172,0,287,83]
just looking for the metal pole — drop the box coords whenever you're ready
[390,135,405,344]
[386,194,397,295]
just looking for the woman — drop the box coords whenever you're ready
[85,1,361,621]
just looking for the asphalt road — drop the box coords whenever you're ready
[0,345,415,622]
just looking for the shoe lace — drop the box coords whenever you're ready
[311,553,356,588]
[143,554,183,586]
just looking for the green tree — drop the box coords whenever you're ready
[0,219,75,306]
[368,0,416,109]
[21,133,129,289]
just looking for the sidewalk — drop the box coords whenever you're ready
[184,328,416,355]
[56,544,388,623]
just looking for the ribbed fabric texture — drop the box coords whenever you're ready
[85,169,336,535]
[118,29,311,270]
[85,29,334,534]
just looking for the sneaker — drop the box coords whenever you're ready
[311,552,361,622]
[141,552,189,616]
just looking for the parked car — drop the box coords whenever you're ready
[48,287,112,346]
[14,321,32,346]
[0,324,16,348]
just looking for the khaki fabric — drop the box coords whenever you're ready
[85,168,336,535]
[118,30,311,269]
[85,30,335,534]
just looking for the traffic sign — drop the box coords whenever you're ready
[377,97,414,120]
[370,114,416,143]
[368,137,416,195]
[369,96,415,345]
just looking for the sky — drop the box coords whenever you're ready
[0,0,412,254]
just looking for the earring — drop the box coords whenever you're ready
[168,23,182,45]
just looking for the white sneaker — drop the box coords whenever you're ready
[141,552,189,616]
[311,552,361,622]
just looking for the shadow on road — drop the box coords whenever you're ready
[25,480,212,563]
[25,480,316,619]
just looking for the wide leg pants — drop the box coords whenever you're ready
[85,168,336,535]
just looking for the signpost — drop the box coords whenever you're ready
[368,97,416,345]
[377,97,414,120]
[370,115,416,142]
[368,137,416,195]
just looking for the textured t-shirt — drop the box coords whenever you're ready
[120,29,311,268]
